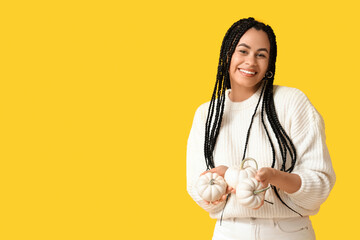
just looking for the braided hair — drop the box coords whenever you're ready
[204,17,301,216]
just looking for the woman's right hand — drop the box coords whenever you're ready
[200,165,229,178]
[203,185,235,205]
[200,165,236,205]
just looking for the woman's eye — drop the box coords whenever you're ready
[257,53,266,58]
[239,50,247,54]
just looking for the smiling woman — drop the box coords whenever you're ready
[186,17,336,240]
[228,28,270,101]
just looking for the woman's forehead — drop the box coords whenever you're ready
[237,28,270,50]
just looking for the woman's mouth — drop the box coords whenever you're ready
[239,68,256,77]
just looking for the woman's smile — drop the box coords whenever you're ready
[238,68,257,77]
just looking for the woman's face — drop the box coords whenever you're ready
[228,28,270,92]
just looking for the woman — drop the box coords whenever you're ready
[186,17,336,240]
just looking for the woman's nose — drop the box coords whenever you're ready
[245,55,257,66]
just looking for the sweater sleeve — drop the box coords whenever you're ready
[186,104,226,214]
[285,90,336,211]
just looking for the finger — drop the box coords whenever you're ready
[255,174,264,182]
[200,170,209,176]
[227,187,236,194]
[208,168,217,173]
[252,199,265,210]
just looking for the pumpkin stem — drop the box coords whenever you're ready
[254,186,271,195]
[240,157,258,170]
[210,179,216,185]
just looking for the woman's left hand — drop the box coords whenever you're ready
[252,167,275,210]
[255,167,276,188]
[255,167,301,194]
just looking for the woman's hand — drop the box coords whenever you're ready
[200,165,229,178]
[255,167,276,188]
[200,165,235,205]
[255,167,301,194]
[203,185,235,205]
[251,168,275,210]
[252,199,265,210]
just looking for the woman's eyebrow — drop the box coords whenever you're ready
[237,43,269,53]
[237,43,251,49]
[257,48,269,53]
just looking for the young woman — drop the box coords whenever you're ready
[186,17,336,240]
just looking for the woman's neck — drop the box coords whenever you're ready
[228,83,262,102]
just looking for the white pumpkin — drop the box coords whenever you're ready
[224,157,258,189]
[196,172,227,202]
[236,177,269,209]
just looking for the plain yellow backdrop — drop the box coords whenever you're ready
[0,0,359,239]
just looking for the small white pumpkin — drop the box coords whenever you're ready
[224,158,258,189]
[236,177,269,209]
[196,172,227,202]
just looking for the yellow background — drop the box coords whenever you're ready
[0,0,358,239]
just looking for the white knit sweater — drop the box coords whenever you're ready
[186,85,336,219]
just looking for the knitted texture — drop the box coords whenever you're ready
[186,85,336,219]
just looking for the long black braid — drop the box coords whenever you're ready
[204,17,302,216]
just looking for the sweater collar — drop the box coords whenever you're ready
[225,82,264,111]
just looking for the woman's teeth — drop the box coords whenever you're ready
[239,69,256,75]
